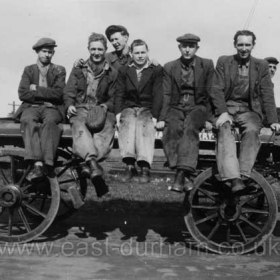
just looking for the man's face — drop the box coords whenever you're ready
[131,45,149,67]
[109,32,128,52]
[268,63,277,79]
[179,42,198,60]
[88,41,106,63]
[235,35,254,60]
[37,47,54,65]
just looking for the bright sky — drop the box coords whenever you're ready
[0,0,280,116]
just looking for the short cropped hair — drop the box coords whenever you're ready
[233,30,256,45]
[88,33,107,49]
[130,39,149,52]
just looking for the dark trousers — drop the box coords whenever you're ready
[20,105,63,166]
[162,106,207,172]
[217,111,262,180]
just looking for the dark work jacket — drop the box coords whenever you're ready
[210,55,278,124]
[114,63,163,119]
[15,63,66,120]
[105,51,132,71]
[159,56,214,121]
[63,61,118,113]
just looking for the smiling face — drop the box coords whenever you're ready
[234,35,254,60]
[88,41,106,63]
[37,47,55,65]
[109,32,128,52]
[178,42,198,60]
[131,44,149,67]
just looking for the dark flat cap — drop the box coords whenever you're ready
[176,33,200,43]
[32,38,57,50]
[264,57,279,65]
[105,25,129,39]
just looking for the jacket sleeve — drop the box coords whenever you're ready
[209,57,228,116]
[63,67,78,109]
[158,64,172,121]
[103,69,117,113]
[205,60,215,122]
[259,62,278,124]
[151,66,163,119]
[114,68,127,115]
[18,67,37,103]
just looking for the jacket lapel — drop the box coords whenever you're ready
[249,57,258,97]
[127,67,139,89]
[47,63,55,86]
[194,56,203,90]
[229,56,238,86]
[138,67,153,92]
[173,59,182,89]
[31,64,40,84]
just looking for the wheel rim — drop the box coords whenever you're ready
[0,148,60,243]
[184,167,278,254]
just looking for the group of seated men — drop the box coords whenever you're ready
[15,25,280,198]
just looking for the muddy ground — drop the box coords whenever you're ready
[1,173,280,280]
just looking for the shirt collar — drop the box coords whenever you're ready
[36,59,51,69]
[128,60,151,70]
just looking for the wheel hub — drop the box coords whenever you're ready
[219,201,241,221]
[0,184,21,207]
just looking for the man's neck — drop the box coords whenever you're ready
[116,45,130,57]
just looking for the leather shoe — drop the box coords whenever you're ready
[88,158,103,179]
[91,176,109,198]
[26,164,45,182]
[121,165,138,182]
[184,176,194,191]
[81,163,91,178]
[170,169,185,193]
[231,178,246,193]
[139,167,150,184]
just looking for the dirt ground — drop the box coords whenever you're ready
[1,173,280,280]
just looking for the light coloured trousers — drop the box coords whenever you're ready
[118,107,156,166]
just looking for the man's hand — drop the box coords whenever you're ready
[67,105,77,117]
[74,58,85,68]
[116,113,121,128]
[29,84,37,91]
[152,118,157,128]
[156,121,165,130]
[216,112,233,128]
[204,121,213,131]
[270,123,280,132]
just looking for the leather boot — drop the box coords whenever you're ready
[185,175,194,191]
[139,167,150,183]
[88,158,103,179]
[121,165,138,182]
[170,169,185,193]
[81,162,91,178]
[91,176,109,198]
[231,178,246,193]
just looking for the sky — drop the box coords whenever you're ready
[0,0,280,116]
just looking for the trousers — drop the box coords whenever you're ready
[20,105,63,166]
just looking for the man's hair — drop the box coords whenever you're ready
[233,30,256,45]
[130,39,149,52]
[88,33,107,49]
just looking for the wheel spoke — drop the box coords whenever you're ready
[192,205,219,210]
[207,220,220,240]
[18,165,32,187]
[0,168,10,185]
[10,156,16,184]
[18,207,31,233]
[235,222,248,243]
[197,188,218,202]
[22,202,47,219]
[239,215,262,233]
[241,207,268,215]
[239,192,264,206]
[195,213,218,225]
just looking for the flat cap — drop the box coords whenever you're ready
[176,33,200,44]
[264,57,279,65]
[105,25,129,39]
[32,37,57,50]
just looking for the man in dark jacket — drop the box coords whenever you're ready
[210,30,280,192]
[16,37,66,178]
[157,34,214,192]
[115,39,163,183]
[64,33,117,197]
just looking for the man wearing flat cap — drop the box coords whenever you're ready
[157,33,214,193]
[264,57,279,79]
[15,37,66,179]
[210,30,280,193]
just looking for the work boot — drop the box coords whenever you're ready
[184,175,194,192]
[139,167,150,184]
[88,158,103,179]
[26,163,45,182]
[121,165,138,182]
[91,176,109,198]
[231,178,246,193]
[170,169,185,193]
[81,162,91,178]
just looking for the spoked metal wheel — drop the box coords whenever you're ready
[0,148,60,243]
[54,148,87,220]
[184,167,278,254]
